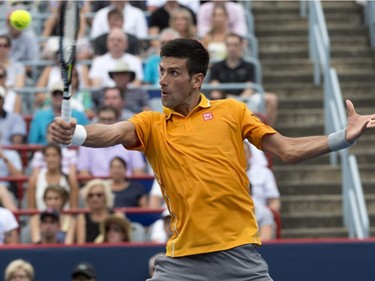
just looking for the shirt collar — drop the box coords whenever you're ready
[163,93,211,120]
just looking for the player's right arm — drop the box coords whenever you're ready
[49,117,140,148]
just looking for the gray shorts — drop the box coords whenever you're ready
[147,244,273,281]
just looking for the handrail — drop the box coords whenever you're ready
[364,1,375,48]
[304,0,369,239]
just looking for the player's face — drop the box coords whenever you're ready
[159,57,198,112]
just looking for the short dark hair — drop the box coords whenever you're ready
[108,8,124,21]
[110,156,127,169]
[97,105,119,119]
[226,32,244,43]
[160,38,209,78]
[103,86,124,99]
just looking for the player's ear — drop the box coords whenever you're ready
[192,73,204,89]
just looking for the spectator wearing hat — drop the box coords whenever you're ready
[89,28,143,88]
[4,259,35,281]
[36,208,61,244]
[71,262,97,281]
[93,7,141,57]
[0,83,26,145]
[95,213,131,243]
[28,82,89,145]
[109,62,151,114]
[0,206,19,244]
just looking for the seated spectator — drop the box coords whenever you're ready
[28,83,89,145]
[27,143,79,210]
[77,106,146,178]
[89,28,143,87]
[76,179,122,243]
[108,157,147,208]
[201,3,230,61]
[90,0,148,40]
[95,213,131,243]
[0,35,25,89]
[197,0,247,38]
[35,208,61,244]
[4,259,34,281]
[244,141,281,212]
[93,7,141,57]
[29,124,77,176]
[0,185,17,211]
[30,185,75,244]
[0,65,21,114]
[169,8,197,39]
[148,252,165,278]
[41,1,86,39]
[70,262,98,281]
[0,140,23,198]
[254,200,276,241]
[108,63,151,113]
[209,33,278,126]
[3,12,39,76]
[150,209,173,243]
[0,206,19,244]
[143,28,180,85]
[0,88,25,145]
[148,0,196,36]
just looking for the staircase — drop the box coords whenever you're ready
[251,0,375,238]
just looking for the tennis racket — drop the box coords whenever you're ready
[58,0,80,123]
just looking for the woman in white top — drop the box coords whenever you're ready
[27,143,79,210]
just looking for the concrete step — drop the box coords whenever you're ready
[281,194,343,213]
[273,165,341,183]
[281,227,348,238]
[281,211,344,228]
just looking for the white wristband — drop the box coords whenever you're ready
[71,125,87,146]
[328,128,354,151]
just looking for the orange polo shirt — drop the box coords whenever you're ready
[128,94,277,257]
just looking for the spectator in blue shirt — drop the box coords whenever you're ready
[28,82,89,145]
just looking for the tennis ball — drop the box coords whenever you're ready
[9,10,32,30]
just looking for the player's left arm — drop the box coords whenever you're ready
[262,100,375,164]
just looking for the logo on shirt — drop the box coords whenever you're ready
[202,112,214,121]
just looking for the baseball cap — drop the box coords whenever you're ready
[40,208,60,221]
[0,86,6,99]
[71,262,97,279]
[108,61,135,82]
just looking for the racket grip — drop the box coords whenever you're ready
[62,99,72,123]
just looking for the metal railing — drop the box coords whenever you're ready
[303,0,369,239]
[364,0,375,48]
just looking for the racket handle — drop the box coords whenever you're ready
[62,98,72,123]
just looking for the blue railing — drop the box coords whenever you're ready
[364,0,375,48]
[301,0,369,239]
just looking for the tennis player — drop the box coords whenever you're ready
[50,39,375,281]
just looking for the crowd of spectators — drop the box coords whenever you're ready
[0,0,281,250]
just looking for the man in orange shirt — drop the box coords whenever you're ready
[50,39,375,281]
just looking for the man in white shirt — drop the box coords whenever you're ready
[90,0,148,39]
[0,207,19,244]
[89,28,143,87]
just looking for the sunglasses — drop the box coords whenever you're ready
[88,192,104,199]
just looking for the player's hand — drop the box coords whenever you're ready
[49,117,77,145]
[346,99,375,143]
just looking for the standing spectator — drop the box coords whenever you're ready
[30,185,75,244]
[209,33,279,126]
[108,157,147,208]
[0,206,19,244]
[143,28,180,85]
[77,106,146,178]
[0,86,25,145]
[148,0,196,36]
[0,35,25,89]
[76,179,122,243]
[89,28,143,87]
[28,83,89,145]
[197,0,247,38]
[93,8,141,57]
[4,259,34,281]
[95,214,131,243]
[90,0,148,39]
[27,143,79,210]
[169,8,197,39]
[108,63,151,114]
[36,208,61,244]
[0,65,22,114]
[71,262,98,281]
